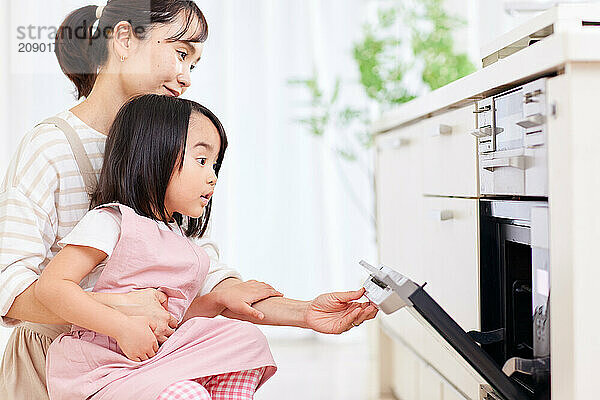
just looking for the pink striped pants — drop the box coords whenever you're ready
[156,367,266,400]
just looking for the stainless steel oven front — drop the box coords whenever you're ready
[473,77,549,196]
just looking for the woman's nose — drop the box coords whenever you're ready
[177,70,191,90]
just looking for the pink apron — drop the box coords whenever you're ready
[45,203,277,400]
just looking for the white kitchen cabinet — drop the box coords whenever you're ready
[375,123,424,280]
[422,106,478,198]
[420,197,479,332]
[419,363,444,400]
[391,338,420,400]
[381,299,485,400]
[372,5,600,400]
[443,382,468,400]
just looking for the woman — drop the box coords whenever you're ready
[0,1,378,399]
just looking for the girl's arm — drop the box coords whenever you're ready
[210,278,378,333]
[34,244,129,338]
[210,278,308,327]
[180,279,284,326]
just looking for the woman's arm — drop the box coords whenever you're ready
[6,282,132,325]
[34,244,129,338]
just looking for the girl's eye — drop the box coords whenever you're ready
[212,163,218,171]
[177,50,188,61]
[196,158,207,166]
[190,64,196,71]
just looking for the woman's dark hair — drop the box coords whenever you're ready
[56,1,208,99]
[89,94,228,238]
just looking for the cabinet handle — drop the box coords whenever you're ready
[481,156,526,171]
[391,138,411,148]
[432,124,452,136]
[516,113,545,128]
[429,209,454,221]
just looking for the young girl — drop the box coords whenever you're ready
[35,94,277,400]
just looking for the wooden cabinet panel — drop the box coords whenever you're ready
[422,105,478,197]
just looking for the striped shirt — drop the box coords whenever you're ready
[0,110,241,327]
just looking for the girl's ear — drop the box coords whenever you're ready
[111,21,135,61]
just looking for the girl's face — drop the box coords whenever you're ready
[164,113,221,220]
[117,13,204,98]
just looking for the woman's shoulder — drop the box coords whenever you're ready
[11,110,103,162]
[25,109,105,147]
[3,110,104,187]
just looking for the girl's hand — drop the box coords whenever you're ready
[304,288,378,334]
[113,288,178,345]
[215,280,283,320]
[116,316,160,362]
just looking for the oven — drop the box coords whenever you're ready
[470,75,552,399]
[479,200,550,399]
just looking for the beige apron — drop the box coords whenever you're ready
[0,116,98,399]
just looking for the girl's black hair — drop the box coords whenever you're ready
[89,94,228,238]
[56,1,208,99]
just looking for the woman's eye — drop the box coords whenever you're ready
[190,64,196,71]
[177,50,188,61]
[196,158,207,166]
[212,163,218,171]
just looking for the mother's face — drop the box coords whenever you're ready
[116,13,204,98]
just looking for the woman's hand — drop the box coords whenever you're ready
[115,316,159,362]
[112,288,178,345]
[214,280,284,320]
[304,288,378,334]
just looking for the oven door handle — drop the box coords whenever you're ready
[481,156,526,171]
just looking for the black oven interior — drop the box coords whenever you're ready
[479,200,550,399]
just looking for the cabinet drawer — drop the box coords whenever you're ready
[443,382,469,400]
[375,123,424,277]
[419,363,444,400]
[382,311,485,400]
[392,339,420,400]
[384,318,482,400]
[420,196,479,331]
[422,105,478,197]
